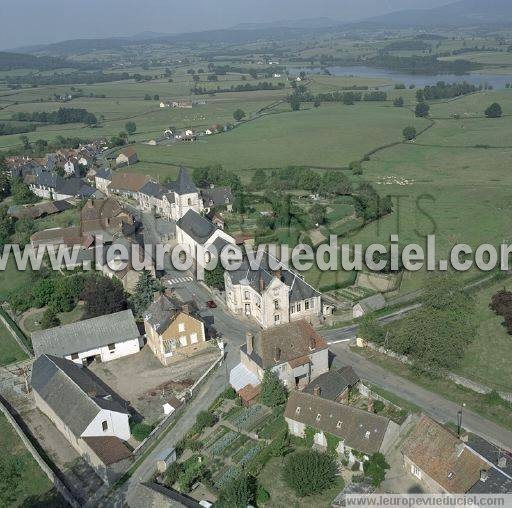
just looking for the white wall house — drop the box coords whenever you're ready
[31,310,141,364]
[32,354,132,484]
[224,253,322,329]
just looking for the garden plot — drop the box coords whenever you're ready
[226,404,271,432]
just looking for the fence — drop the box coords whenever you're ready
[0,305,32,357]
[0,396,80,508]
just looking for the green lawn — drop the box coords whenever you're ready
[0,258,33,302]
[0,413,63,506]
[22,302,85,334]
[258,457,344,508]
[454,278,512,392]
[0,320,27,366]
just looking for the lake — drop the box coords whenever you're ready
[288,65,512,90]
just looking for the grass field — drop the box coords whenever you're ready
[0,258,33,302]
[0,319,27,366]
[454,278,512,392]
[0,413,62,506]
[258,456,344,508]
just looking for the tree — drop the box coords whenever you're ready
[129,270,162,319]
[319,172,351,197]
[0,172,10,201]
[358,312,385,344]
[0,456,22,506]
[289,95,301,111]
[260,369,288,407]
[125,121,137,135]
[194,410,217,432]
[13,217,35,248]
[32,277,56,307]
[204,264,225,290]
[415,101,430,118]
[349,160,363,175]
[11,180,38,205]
[51,274,85,313]
[283,450,337,497]
[0,205,14,248]
[403,126,417,140]
[485,102,502,118]
[251,168,266,189]
[388,273,476,373]
[233,109,246,121]
[82,274,127,318]
[40,307,60,329]
[393,96,404,107]
[217,474,256,508]
[192,75,200,83]
[314,99,321,108]
[310,203,326,226]
[363,453,390,487]
[19,135,30,150]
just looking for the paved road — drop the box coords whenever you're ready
[330,342,512,451]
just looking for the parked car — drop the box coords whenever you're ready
[206,300,217,309]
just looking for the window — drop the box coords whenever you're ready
[316,413,321,422]
[305,300,310,310]
[411,464,422,479]
[244,291,250,300]
[274,300,279,310]
[179,336,187,347]
[364,431,370,439]
[336,421,342,429]
[296,303,302,312]
[71,353,79,360]
[295,407,301,415]
[274,314,280,324]
[108,343,116,352]
[190,332,198,344]
[102,420,108,431]
[291,304,295,314]
[178,323,185,332]
[245,304,251,315]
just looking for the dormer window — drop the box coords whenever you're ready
[336,421,342,428]
[296,407,301,415]
[364,430,370,439]
[316,413,321,422]
[102,420,108,431]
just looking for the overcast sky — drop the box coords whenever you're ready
[1,0,455,50]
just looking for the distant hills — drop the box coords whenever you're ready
[0,51,81,71]
[5,0,512,61]
[364,0,512,27]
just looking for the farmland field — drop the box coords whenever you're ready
[0,319,26,366]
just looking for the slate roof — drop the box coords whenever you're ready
[201,186,233,207]
[176,209,218,245]
[284,390,392,455]
[467,434,512,494]
[144,294,181,333]
[402,415,489,493]
[171,167,197,195]
[242,320,327,370]
[8,200,72,220]
[55,177,97,198]
[227,252,320,303]
[31,354,128,438]
[355,294,386,313]
[95,167,112,180]
[139,181,168,199]
[304,366,360,401]
[31,310,139,358]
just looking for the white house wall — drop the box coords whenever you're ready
[81,409,130,441]
[64,338,141,364]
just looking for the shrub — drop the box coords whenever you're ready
[131,422,154,441]
[194,410,217,433]
[164,462,182,486]
[403,126,417,140]
[223,386,237,399]
[256,484,270,505]
[373,400,385,414]
[351,461,361,471]
[217,473,256,508]
[283,450,337,497]
[363,452,390,487]
[260,370,288,407]
[485,102,502,118]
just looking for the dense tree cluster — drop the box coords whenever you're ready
[0,123,36,136]
[489,289,512,334]
[353,182,393,223]
[385,274,476,373]
[12,107,97,126]
[6,71,131,86]
[193,81,285,95]
[417,81,480,101]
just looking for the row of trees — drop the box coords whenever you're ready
[193,81,285,95]
[11,107,97,126]
[490,289,512,334]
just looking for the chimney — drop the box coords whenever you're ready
[498,456,507,468]
[274,347,281,362]
[246,332,253,355]
[460,433,469,443]
[182,304,190,315]
[274,268,282,280]
[259,275,265,292]
[480,470,489,483]
[309,337,316,351]
[313,385,321,397]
